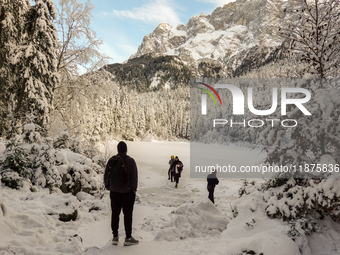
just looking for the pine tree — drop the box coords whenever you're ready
[0,0,30,136]
[10,0,60,132]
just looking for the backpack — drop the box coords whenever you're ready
[107,155,129,188]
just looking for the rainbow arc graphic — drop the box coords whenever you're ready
[196,82,222,106]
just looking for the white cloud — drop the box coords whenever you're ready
[99,42,137,63]
[103,0,181,26]
[197,0,236,7]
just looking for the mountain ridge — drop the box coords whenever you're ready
[129,0,289,73]
[102,0,292,91]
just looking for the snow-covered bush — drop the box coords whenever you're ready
[261,177,340,223]
[58,151,102,195]
[0,124,103,195]
[31,142,62,189]
[224,180,302,255]
[1,135,33,189]
[53,131,83,154]
[238,176,340,253]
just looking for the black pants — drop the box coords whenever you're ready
[110,191,136,238]
[174,173,180,184]
[208,187,215,204]
[168,170,174,181]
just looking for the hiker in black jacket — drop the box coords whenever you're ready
[207,170,219,204]
[104,141,139,246]
[169,156,183,188]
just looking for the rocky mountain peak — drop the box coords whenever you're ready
[129,0,290,76]
[154,22,172,34]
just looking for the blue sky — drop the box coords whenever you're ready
[80,0,235,64]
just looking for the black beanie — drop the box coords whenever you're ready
[117,141,127,153]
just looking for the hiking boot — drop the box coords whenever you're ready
[124,237,139,246]
[112,237,119,245]
[175,184,178,188]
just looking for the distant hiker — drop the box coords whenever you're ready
[169,156,183,188]
[207,170,219,204]
[104,141,139,246]
[168,155,175,181]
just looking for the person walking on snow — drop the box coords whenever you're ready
[207,169,219,204]
[169,156,183,188]
[104,141,139,246]
[168,155,175,181]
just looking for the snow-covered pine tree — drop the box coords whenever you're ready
[0,0,31,137]
[136,105,146,137]
[10,0,59,133]
[145,105,155,136]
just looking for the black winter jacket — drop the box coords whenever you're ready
[207,174,219,189]
[170,159,183,174]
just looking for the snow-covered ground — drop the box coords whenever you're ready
[1,141,340,255]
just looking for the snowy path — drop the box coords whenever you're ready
[3,141,339,254]
[79,142,266,255]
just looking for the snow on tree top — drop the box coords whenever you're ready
[24,123,35,132]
